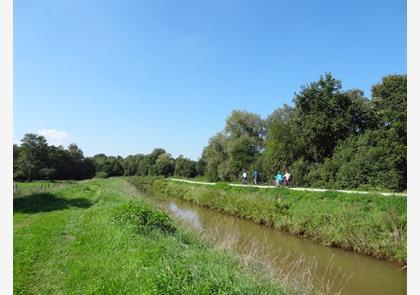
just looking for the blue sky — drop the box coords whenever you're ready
[14,0,406,160]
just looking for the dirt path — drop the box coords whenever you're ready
[169,178,406,197]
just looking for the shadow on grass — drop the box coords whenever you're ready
[14,193,93,214]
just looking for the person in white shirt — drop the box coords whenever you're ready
[241,171,248,184]
[284,171,291,186]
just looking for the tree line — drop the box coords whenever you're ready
[13,134,96,181]
[13,73,406,191]
[13,137,204,181]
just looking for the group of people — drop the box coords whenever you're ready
[240,170,292,186]
[274,171,291,186]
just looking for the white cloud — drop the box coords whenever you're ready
[36,129,70,146]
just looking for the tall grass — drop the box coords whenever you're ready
[198,222,352,295]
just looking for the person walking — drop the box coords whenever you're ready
[252,170,259,185]
[274,171,284,186]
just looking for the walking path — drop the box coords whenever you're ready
[170,178,406,197]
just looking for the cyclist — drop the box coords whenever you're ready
[241,171,248,184]
[284,171,291,186]
[274,171,284,186]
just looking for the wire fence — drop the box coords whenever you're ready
[13,181,73,198]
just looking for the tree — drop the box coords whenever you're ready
[225,110,266,148]
[154,153,175,177]
[92,154,123,178]
[123,154,143,176]
[370,74,407,190]
[263,105,297,178]
[13,134,95,181]
[15,134,49,180]
[292,73,370,162]
[174,156,197,178]
[195,157,206,176]
[93,154,110,178]
[329,130,405,191]
[67,144,85,179]
[47,145,72,179]
[134,148,167,176]
[371,74,407,136]
[202,133,228,181]
[13,144,24,180]
[202,110,265,181]
[223,135,258,180]
[80,158,96,179]
[137,155,153,176]
[108,156,124,177]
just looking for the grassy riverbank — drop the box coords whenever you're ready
[14,178,303,294]
[128,177,406,264]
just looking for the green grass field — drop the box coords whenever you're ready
[131,177,406,264]
[14,178,298,295]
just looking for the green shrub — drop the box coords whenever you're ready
[113,201,176,234]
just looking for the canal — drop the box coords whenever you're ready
[138,186,406,295]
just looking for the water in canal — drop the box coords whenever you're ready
[145,192,406,295]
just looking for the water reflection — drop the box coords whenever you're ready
[168,203,203,230]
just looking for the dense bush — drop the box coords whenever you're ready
[113,201,176,234]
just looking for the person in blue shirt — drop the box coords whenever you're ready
[252,170,259,185]
[274,171,284,186]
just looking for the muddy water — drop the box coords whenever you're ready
[149,194,406,295]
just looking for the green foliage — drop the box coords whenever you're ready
[14,134,48,180]
[196,157,207,176]
[329,129,406,191]
[93,154,124,178]
[174,155,197,178]
[297,74,407,192]
[292,73,371,162]
[122,154,143,176]
[113,201,176,234]
[202,111,265,182]
[202,132,228,181]
[263,104,296,177]
[13,134,95,181]
[154,153,175,177]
